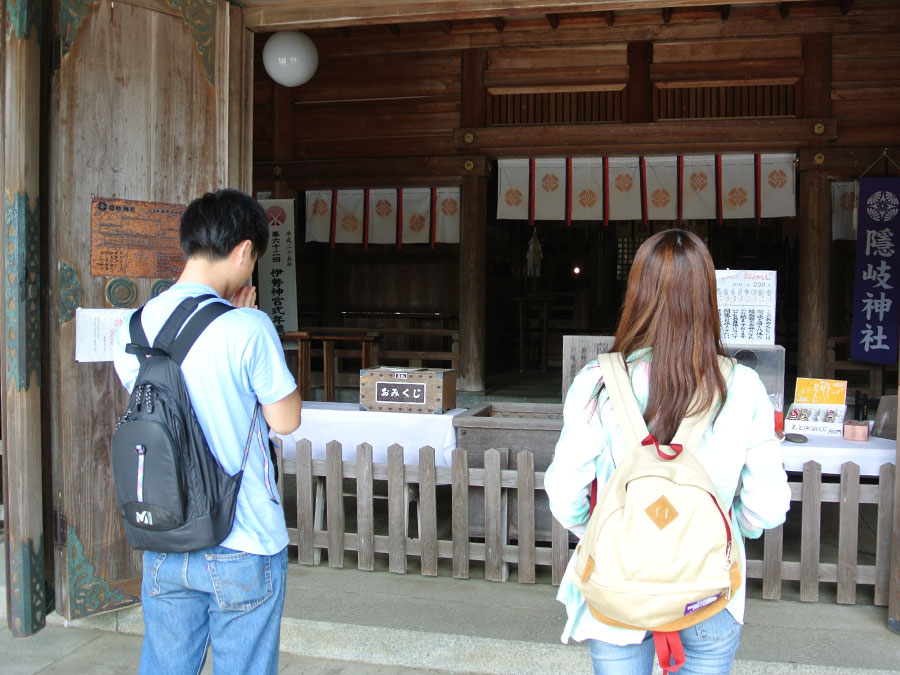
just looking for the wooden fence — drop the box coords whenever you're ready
[276,440,895,604]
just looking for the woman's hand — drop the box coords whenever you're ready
[230,285,257,309]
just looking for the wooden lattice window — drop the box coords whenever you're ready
[653,83,798,120]
[488,89,625,126]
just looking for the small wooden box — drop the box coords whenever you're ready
[360,367,456,414]
[843,419,869,442]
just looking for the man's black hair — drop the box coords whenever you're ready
[180,189,268,260]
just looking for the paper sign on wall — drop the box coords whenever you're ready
[715,269,776,345]
[75,307,132,362]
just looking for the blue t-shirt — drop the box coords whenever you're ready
[113,282,296,555]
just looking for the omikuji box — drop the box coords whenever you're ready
[360,367,456,414]
[784,377,848,437]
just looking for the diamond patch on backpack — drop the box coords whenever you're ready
[646,496,679,529]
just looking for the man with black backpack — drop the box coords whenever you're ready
[112,189,301,675]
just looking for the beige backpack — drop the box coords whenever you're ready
[572,352,741,673]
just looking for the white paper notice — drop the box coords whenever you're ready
[715,270,777,345]
[75,307,133,362]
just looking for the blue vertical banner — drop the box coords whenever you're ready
[850,177,900,364]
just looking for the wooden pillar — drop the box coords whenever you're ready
[3,0,46,636]
[459,175,486,392]
[891,425,900,632]
[796,33,832,378]
[626,41,652,123]
[796,170,830,377]
[458,48,487,392]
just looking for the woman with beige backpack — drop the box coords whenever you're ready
[545,229,791,675]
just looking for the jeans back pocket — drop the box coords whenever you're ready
[205,549,273,611]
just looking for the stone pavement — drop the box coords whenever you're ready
[3,552,899,675]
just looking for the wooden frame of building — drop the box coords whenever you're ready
[1,0,898,637]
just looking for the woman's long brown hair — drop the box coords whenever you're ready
[604,229,727,444]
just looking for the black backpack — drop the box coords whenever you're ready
[112,294,251,552]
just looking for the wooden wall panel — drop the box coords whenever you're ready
[49,0,230,619]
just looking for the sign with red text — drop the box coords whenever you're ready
[715,270,776,345]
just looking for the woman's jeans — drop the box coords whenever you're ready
[589,609,741,675]
[139,545,288,675]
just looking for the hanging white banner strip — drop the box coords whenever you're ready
[402,188,432,244]
[831,180,859,241]
[533,158,567,221]
[760,153,796,218]
[721,154,756,220]
[645,156,678,221]
[334,190,364,244]
[571,157,604,221]
[607,157,641,221]
[305,190,331,242]
[435,187,461,243]
[368,189,397,244]
[497,159,529,219]
[681,155,715,219]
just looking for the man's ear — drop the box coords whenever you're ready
[236,239,254,264]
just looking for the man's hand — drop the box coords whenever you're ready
[230,285,257,308]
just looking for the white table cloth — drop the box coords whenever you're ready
[782,430,895,476]
[274,401,464,466]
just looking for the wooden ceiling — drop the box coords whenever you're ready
[242,0,856,31]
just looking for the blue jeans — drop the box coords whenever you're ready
[139,545,288,675]
[589,609,741,675]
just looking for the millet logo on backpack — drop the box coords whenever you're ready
[135,511,153,525]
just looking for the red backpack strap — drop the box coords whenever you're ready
[653,631,686,674]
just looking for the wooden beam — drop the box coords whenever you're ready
[254,156,489,185]
[720,4,731,20]
[384,23,401,37]
[780,2,790,18]
[650,58,804,82]
[605,11,615,27]
[797,147,900,175]
[802,33,832,119]
[455,119,838,152]
[242,0,807,31]
[662,8,673,24]
[545,13,559,29]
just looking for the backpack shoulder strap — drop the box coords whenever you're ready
[167,300,235,366]
[596,352,649,448]
[151,294,217,352]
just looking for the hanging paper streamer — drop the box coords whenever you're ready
[434,187,461,243]
[571,157,604,221]
[760,153,796,218]
[402,188,432,245]
[607,156,641,221]
[305,190,332,242]
[831,181,859,241]
[497,159,530,219]
[850,177,900,364]
[334,190,365,244]
[525,228,542,278]
[644,156,678,221]
[533,158,566,221]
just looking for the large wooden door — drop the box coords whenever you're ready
[47,0,253,620]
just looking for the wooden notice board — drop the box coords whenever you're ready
[90,197,185,277]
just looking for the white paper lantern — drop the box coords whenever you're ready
[262,32,318,87]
